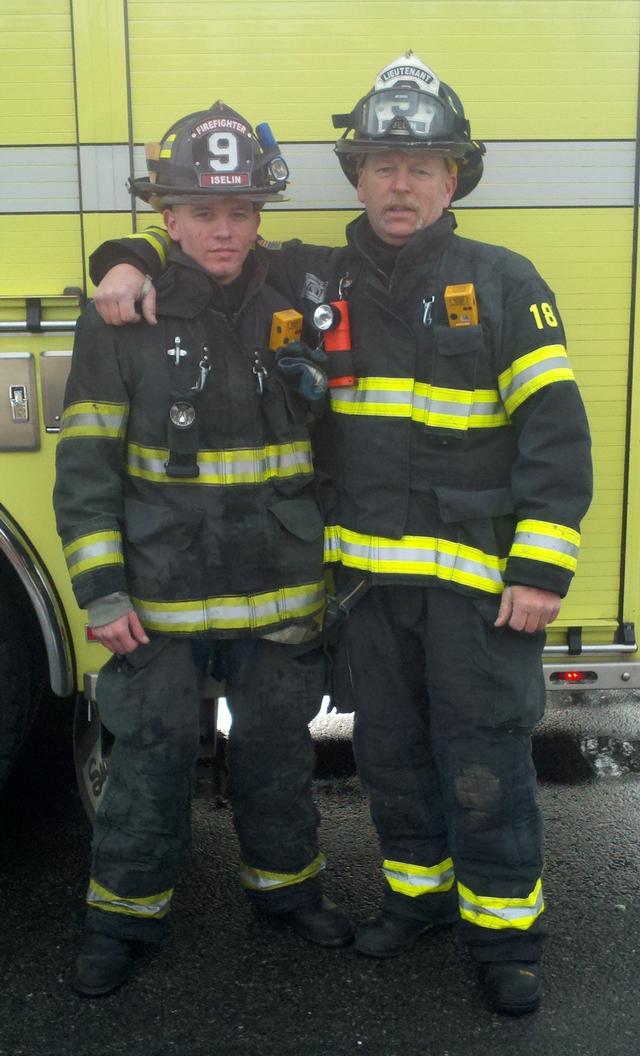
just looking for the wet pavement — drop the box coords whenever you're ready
[0,689,639,1056]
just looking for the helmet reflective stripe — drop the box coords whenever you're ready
[323,525,506,594]
[239,853,326,891]
[87,878,173,919]
[457,878,544,931]
[131,580,325,633]
[382,857,455,897]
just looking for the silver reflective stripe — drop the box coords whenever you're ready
[512,528,579,560]
[383,863,455,891]
[126,440,313,484]
[132,581,325,633]
[338,534,504,588]
[239,853,326,891]
[332,381,508,429]
[0,141,635,214]
[458,887,544,924]
[500,354,569,404]
[331,383,413,412]
[87,879,173,919]
[65,536,122,571]
[60,401,127,439]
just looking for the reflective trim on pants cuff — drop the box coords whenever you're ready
[239,852,326,892]
[457,878,544,931]
[382,857,456,897]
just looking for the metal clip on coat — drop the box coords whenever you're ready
[312,301,355,387]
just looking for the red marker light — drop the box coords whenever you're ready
[549,670,597,684]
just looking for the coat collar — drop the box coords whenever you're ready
[346,210,457,277]
[155,244,269,318]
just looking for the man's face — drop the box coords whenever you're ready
[164,197,260,283]
[356,150,457,246]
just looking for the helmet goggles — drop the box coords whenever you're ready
[357,87,454,140]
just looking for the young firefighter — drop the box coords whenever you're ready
[53,100,353,998]
[86,54,593,1015]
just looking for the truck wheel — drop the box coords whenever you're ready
[0,594,45,793]
[73,696,112,822]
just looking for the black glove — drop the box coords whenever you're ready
[274,341,328,401]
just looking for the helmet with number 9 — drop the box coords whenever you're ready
[129,100,289,208]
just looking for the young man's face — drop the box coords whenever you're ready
[356,150,457,246]
[164,197,260,284]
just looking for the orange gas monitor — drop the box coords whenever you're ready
[444,283,479,327]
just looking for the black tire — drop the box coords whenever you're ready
[0,590,46,793]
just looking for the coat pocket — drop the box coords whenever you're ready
[433,485,516,565]
[420,324,484,441]
[268,496,325,583]
[123,496,205,599]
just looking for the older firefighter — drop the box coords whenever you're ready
[87,53,592,1015]
[54,100,354,998]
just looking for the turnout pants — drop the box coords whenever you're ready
[334,584,546,963]
[86,635,325,942]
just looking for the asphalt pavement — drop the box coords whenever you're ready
[1,689,639,1056]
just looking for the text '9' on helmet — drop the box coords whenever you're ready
[129,101,290,209]
[332,51,485,200]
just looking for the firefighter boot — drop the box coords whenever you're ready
[72,932,137,997]
[285,897,354,947]
[355,909,457,958]
[479,961,541,1016]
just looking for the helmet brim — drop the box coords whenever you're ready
[333,138,485,201]
[129,177,288,207]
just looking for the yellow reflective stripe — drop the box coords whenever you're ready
[63,529,124,578]
[132,580,325,633]
[323,525,505,594]
[457,878,544,931]
[87,878,173,919]
[499,344,574,416]
[123,227,168,266]
[239,853,326,892]
[413,383,508,429]
[159,134,175,158]
[331,378,509,430]
[59,401,127,440]
[383,857,455,897]
[510,518,580,572]
[126,439,313,485]
[330,376,414,418]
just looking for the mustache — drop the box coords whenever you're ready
[382,199,420,212]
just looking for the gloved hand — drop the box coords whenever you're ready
[274,342,328,401]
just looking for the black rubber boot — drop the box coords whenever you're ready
[480,961,541,1015]
[355,909,457,958]
[283,897,354,947]
[72,932,137,997]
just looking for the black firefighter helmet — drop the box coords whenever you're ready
[333,52,485,200]
[129,100,290,209]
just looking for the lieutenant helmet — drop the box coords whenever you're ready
[333,51,485,200]
[129,100,290,209]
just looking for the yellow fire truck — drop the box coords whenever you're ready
[1,0,639,811]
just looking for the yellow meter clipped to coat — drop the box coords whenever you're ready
[444,284,479,327]
[269,309,303,350]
